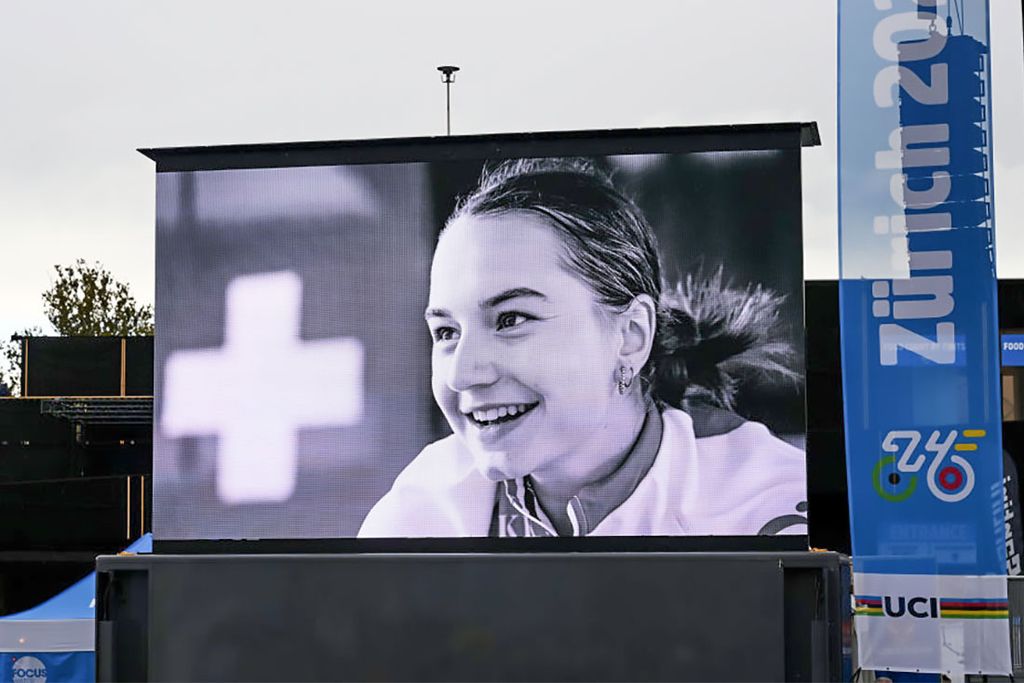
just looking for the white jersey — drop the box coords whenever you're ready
[358,407,807,538]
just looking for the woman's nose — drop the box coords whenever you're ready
[447,332,499,392]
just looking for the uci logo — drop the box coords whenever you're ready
[884,596,939,618]
[872,429,984,503]
[856,596,939,619]
[11,656,47,683]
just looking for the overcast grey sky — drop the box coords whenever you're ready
[1,1,1022,343]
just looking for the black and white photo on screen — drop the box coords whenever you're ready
[153,149,808,541]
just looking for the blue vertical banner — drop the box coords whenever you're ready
[838,0,1009,675]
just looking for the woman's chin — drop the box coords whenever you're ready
[471,451,529,482]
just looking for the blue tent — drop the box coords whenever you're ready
[0,534,151,683]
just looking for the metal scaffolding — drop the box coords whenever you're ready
[40,396,153,426]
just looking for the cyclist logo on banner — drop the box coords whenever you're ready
[873,428,986,503]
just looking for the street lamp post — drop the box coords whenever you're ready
[437,65,460,136]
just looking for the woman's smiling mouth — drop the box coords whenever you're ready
[465,401,540,427]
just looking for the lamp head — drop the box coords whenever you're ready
[437,65,460,83]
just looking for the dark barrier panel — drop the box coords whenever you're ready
[0,476,150,616]
[24,337,122,397]
[805,281,851,554]
[0,475,149,550]
[96,551,849,682]
[22,337,154,398]
[1007,576,1024,675]
[1000,280,1024,329]
[0,399,151,482]
[124,337,154,396]
[0,552,101,617]
[0,399,82,481]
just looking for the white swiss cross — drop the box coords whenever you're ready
[161,271,363,504]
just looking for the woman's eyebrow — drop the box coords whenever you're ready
[482,287,547,309]
[424,307,451,321]
[424,288,547,320]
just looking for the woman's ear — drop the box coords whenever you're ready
[617,294,657,370]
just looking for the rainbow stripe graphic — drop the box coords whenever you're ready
[939,598,1009,620]
[854,595,1009,619]
[854,595,883,617]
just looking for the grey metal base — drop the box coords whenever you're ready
[96,551,850,682]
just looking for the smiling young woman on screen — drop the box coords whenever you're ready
[358,158,806,539]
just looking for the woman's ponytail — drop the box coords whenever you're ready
[649,269,799,410]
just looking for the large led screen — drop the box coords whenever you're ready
[151,127,811,543]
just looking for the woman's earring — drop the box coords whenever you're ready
[617,365,634,395]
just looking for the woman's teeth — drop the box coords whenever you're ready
[470,403,534,426]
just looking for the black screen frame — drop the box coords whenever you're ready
[141,122,820,172]
[147,122,819,555]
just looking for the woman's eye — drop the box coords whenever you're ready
[431,326,458,343]
[496,311,532,331]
